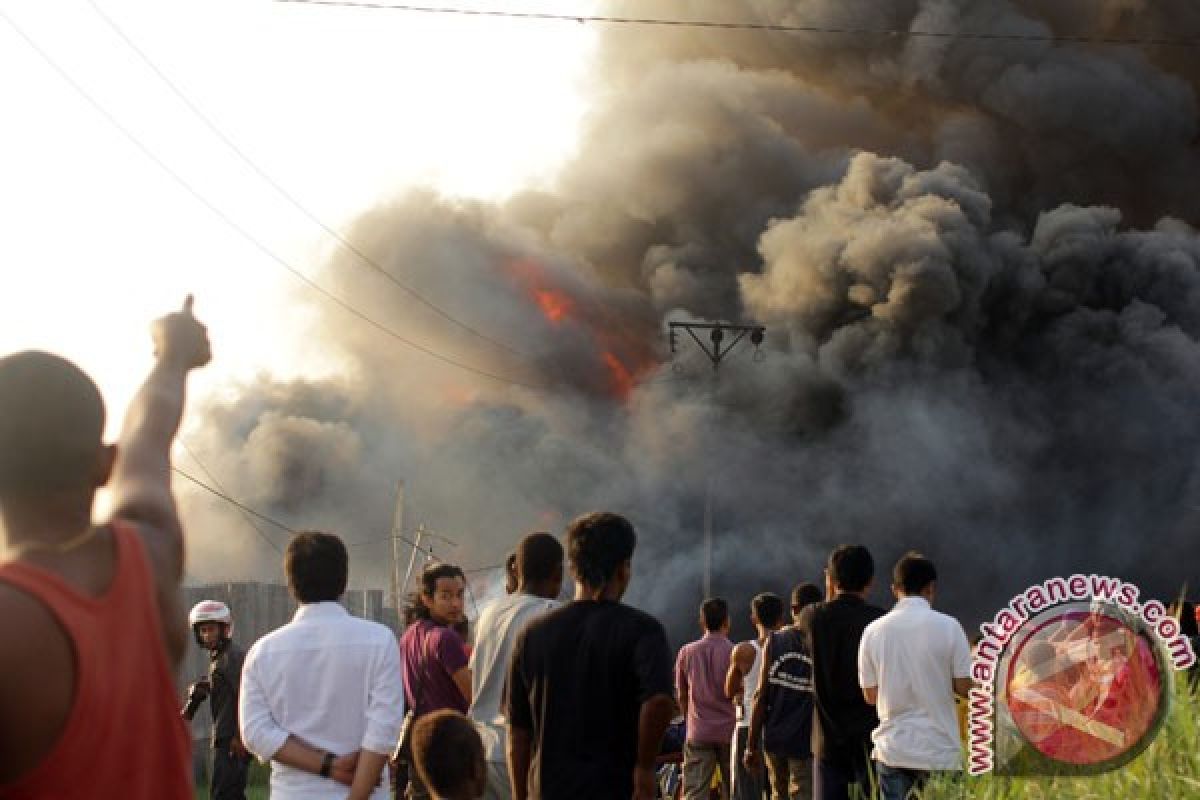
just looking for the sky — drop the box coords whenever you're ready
[0,0,597,437]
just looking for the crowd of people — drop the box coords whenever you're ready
[1,303,1197,800]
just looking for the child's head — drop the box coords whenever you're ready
[412,710,486,800]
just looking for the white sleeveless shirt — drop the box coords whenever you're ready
[736,639,764,729]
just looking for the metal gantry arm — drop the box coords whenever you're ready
[668,321,765,372]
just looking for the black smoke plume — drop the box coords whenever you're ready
[181,1,1200,641]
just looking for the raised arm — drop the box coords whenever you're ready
[108,297,210,666]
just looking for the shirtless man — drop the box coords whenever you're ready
[0,297,210,798]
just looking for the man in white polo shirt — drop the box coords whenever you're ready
[857,553,972,800]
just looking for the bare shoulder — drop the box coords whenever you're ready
[731,641,755,663]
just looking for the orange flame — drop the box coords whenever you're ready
[602,351,636,401]
[533,289,574,324]
[504,257,659,404]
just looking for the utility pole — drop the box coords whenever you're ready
[401,524,429,605]
[388,481,405,613]
[668,321,766,599]
[399,523,460,601]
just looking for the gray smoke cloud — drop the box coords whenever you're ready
[180,0,1200,640]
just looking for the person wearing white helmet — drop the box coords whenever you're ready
[184,599,249,800]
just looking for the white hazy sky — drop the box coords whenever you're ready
[0,0,597,435]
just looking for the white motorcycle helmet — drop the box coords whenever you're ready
[188,599,233,646]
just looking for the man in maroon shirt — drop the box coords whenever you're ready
[677,597,737,800]
[401,562,472,799]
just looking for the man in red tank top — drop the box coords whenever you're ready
[0,297,211,799]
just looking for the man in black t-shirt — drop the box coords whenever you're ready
[182,600,248,800]
[795,546,885,800]
[505,512,675,800]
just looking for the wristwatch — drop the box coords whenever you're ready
[320,751,335,778]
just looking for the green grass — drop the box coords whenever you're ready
[193,686,1200,799]
[919,683,1200,799]
[194,758,269,800]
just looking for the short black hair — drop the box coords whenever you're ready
[516,532,563,585]
[791,582,823,610]
[412,710,484,798]
[285,532,348,603]
[751,593,784,629]
[0,351,106,492]
[701,597,728,632]
[828,545,874,592]
[566,511,636,588]
[893,552,937,595]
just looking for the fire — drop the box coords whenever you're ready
[504,256,659,403]
[533,289,573,324]
[602,351,636,400]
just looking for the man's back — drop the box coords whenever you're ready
[0,521,192,798]
[858,598,971,770]
[468,592,558,762]
[506,600,673,800]
[799,595,885,756]
[676,632,735,744]
[402,618,470,717]
[240,602,404,799]
[761,626,814,758]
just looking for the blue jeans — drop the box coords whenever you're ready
[875,762,928,800]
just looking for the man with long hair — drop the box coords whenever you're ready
[401,561,472,799]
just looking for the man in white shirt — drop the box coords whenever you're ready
[240,532,405,800]
[857,552,973,800]
[467,532,563,800]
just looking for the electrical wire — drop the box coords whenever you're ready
[4,9,703,397]
[172,465,299,534]
[86,0,531,361]
[272,0,1200,48]
[0,7,549,392]
[173,463,504,573]
[178,440,284,553]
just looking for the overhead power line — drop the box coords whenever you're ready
[0,8,547,391]
[174,464,498,573]
[86,0,530,361]
[179,440,285,553]
[272,0,1200,48]
[172,465,299,535]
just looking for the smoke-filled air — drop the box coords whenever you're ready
[180,0,1200,639]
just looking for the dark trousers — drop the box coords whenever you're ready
[730,727,766,800]
[815,741,874,800]
[875,762,929,800]
[210,740,248,800]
